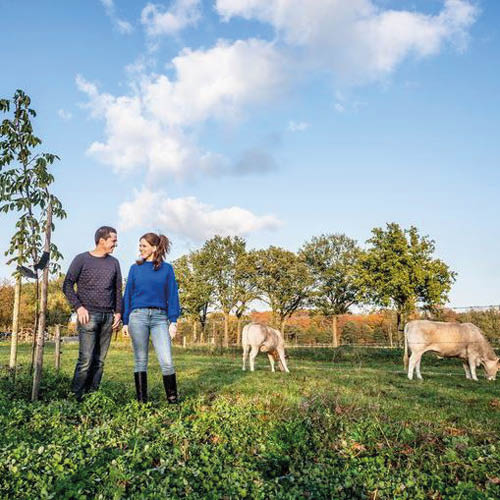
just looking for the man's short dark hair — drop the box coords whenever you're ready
[94,226,117,245]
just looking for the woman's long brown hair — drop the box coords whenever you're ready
[136,233,171,270]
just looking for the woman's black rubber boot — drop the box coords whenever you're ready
[163,373,178,404]
[134,371,148,403]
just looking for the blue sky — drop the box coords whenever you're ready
[0,0,499,308]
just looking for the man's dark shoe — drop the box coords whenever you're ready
[134,371,148,403]
[162,373,178,404]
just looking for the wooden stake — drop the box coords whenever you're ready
[31,203,52,401]
[9,271,21,377]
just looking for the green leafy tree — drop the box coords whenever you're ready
[173,252,213,341]
[300,233,362,346]
[0,90,66,396]
[233,250,260,344]
[357,223,456,342]
[253,246,313,335]
[197,236,247,347]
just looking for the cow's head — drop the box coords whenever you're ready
[483,357,500,381]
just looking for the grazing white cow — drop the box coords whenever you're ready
[242,323,290,373]
[404,320,499,381]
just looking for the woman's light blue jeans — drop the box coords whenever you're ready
[128,308,175,375]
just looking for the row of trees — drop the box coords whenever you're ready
[0,276,71,330]
[173,227,456,347]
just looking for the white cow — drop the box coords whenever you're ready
[404,320,499,381]
[242,323,290,373]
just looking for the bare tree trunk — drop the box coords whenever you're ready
[54,324,61,372]
[223,311,229,348]
[193,320,197,343]
[396,311,403,347]
[32,203,52,402]
[236,317,242,346]
[331,315,338,348]
[9,272,22,376]
[280,318,286,339]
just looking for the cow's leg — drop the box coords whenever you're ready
[415,352,424,380]
[468,356,478,381]
[242,344,249,371]
[462,362,472,379]
[408,352,420,380]
[267,353,275,372]
[249,345,259,372]
[277,348,290,373]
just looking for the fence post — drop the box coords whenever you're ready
[54,324,61,372]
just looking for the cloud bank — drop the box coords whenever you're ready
[119,188,281,241]
[216,0,477,83]
[77,38,285,180]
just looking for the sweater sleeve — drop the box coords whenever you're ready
[166,265,180,323]
[122,265,135,325]
[62,255,83,311]
[115,260,123,314]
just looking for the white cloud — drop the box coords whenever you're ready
[99,0,133,34]
[77,39,285,179]
[142,39,285,126]
[58,109,72,121]
[287,120,310,132]
[216,0,478,82]
[141,0,201,37]
[118,188,281,240]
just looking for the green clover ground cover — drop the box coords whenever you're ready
[1,342,500,499]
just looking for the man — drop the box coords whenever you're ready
[63,226,122,401]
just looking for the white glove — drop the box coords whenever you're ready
[169,322,177,339]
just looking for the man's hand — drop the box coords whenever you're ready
[112,313,121,330]
[77,306,89,325]
[122,325,129,336]
[169,322,177,340]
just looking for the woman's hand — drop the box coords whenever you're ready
[169,323,177,339]
[112,313,122,330]
[122,325,129,336]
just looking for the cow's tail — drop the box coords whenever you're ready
[403,323,409,371]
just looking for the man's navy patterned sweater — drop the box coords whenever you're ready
[62,252,122,313]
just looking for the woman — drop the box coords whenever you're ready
[122,233,180,403]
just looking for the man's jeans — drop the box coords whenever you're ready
[129,308,175,375]
[71,312,113,399]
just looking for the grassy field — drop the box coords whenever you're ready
[1,341,500,499]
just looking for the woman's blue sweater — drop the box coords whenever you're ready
[122,261,180,325]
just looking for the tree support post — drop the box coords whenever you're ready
[31,203,52,402]
[9,272,22,378]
